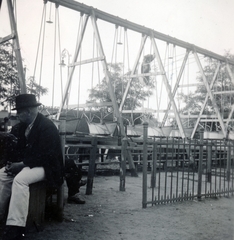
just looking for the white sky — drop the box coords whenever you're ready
[0,0,233,109]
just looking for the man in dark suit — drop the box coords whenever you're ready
[0,94,64,240]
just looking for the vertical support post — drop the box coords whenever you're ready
[86,137,97,195]
[91,11,137,176]
[227,143,231,182]
[207,144,212,183]
[142,122,148,208]
[57,120,66,221]
[120,137,127,191]
[197,129,204,201]
[6,0,27,93]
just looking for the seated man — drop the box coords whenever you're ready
[0,94,64,240]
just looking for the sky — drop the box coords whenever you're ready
[0,0,233,110]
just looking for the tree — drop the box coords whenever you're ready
[178,52,234,129]
[87,62,156,125]
[0,41,48,109]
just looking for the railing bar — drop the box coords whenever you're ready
[219,141,222,197]
[151,142,156,205]
[215,142,217,198]
[164,138,168,201]
[204,140,208,196]
[176,140,179,200]
[232,144,234,197]
[187,138,191,200]
[158,141,161,203]
[170,137,174,201]
[181,138,185,199]
[224,144,226,196]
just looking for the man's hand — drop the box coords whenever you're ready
[5,162,25,176]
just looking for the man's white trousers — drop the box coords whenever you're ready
[0,166,46,227]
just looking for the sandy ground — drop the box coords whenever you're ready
[24,173,234,240]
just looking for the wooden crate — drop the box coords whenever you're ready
[26,181,47,232]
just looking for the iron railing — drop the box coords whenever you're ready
[142,129,234,207]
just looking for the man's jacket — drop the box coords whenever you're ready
[11,113,64,188]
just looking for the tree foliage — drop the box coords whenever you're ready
[87,62,156,125]
[88,62,155,109]
[178,52,234,129]
[0,41,48,109]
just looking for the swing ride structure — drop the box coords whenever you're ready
[1,0,234,142]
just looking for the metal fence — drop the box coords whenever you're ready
[142,129,234,208]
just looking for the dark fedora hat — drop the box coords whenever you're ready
[12,94,41,110]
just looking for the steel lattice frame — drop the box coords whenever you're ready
[2,0,234,139]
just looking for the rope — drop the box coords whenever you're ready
[32,2,46,93]
[57,9,64,103]
[96,40,101,84]
[122,28,126,98]
[51,5,58,110]
[38,3,47,100]
[91,32,95,89]
[111,26,118,66]
[76,14,83,119]
[158,42,168,111]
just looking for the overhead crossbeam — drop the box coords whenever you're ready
[47,0,234,65]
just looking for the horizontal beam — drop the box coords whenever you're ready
[213,90,234,95]
[122,109,174,113]
[69,56,105,67]
[68,102,113,109]
[200,119,234,122]
[179,83,203,88]
[0,33,15,44]
[180,114,217,118]
[47,0,234,65]
[129,72,163,78]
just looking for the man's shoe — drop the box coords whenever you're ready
[79,179,87,187]
[2,225,25,240]
[67,195,85,204]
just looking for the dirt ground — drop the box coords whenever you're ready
[25,173,234,240]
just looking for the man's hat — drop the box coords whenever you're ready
[12,94,41,110]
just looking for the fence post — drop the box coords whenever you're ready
[57,120,66,221]
[227,143,231,182]
[86,137,97,195]
[142,122,148,208]
[197,129,204,201]
[151,143,157,188]
[120,137,127,191]
[207,144,212,183]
